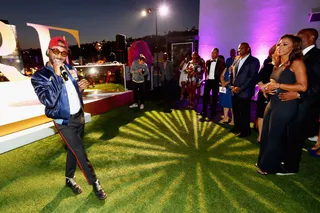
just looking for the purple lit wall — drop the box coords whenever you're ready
[199,0,320,64]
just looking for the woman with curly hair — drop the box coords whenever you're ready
[186,52,203,109]
[257,34,308,175]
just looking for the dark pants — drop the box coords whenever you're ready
[232,95,251,135]
[162,79,174,110]
[133,82,145,104]
[202,79,219,117]
[55,110,97,185]
[284,100,319,172]
[305,101,320,137]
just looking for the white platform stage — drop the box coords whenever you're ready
[0,80,133,154]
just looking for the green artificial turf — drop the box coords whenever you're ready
[1,103,320,213]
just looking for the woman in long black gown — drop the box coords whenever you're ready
[257,34,308,175]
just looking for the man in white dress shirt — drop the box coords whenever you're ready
[31,37,107,200]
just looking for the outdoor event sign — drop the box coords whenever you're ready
[26,23,80,66]
[0,20,80,81]
[0,21,27,81]
[0,20,81,129]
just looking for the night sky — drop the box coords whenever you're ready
[0,0,199,49]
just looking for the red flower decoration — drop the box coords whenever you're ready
[128,40,153,67]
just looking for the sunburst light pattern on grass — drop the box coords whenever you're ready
[83,109,316,212]
[1,108,320,212]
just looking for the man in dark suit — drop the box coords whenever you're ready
[230,43,260,137]
[200,48,226,121]
[278,28,320,174]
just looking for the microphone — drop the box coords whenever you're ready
[60,66,69,81]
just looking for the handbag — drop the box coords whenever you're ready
[219,86,227,94]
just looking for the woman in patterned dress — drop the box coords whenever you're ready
[186,52,203,109]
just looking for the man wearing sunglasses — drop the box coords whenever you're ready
[31,37,107,200]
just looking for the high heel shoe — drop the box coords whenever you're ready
[219,118,229,123]
[310,143,320,151]
[308,143,320,154]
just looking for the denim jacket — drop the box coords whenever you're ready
[130,60,149,83]
[31,63,83,125]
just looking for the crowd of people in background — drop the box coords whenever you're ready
[127,28,320,176]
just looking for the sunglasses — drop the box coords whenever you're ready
[50,48,68,57]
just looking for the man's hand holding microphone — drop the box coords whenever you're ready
[53,59,64,77]
[53,59,89,92]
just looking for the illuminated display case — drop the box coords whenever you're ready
[75,63,127,92]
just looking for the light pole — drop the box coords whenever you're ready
[141,5,169,88]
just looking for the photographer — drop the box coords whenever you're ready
[129,54,149,109]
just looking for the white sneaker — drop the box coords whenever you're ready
[140,104,144,110]
[129,103,138,108]
[275,165,296,175]
[276,172,296,176]
[308,136,318,142]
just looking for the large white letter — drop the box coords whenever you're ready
[27,23,80,66]
[0,21,16,55]
[0,21,28,81]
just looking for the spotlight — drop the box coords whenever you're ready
[141,10,147,17]
[159,5,169,16]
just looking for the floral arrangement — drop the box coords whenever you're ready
[128,40,153,67]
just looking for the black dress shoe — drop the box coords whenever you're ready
[199,116,207,122]
[197,111,205,116]
[66,178,82,194]
[163,108,172,113]
[93,180,107,200]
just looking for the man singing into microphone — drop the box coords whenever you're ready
[31,37,107,200]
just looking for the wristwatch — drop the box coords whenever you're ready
[297,93,301,99]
